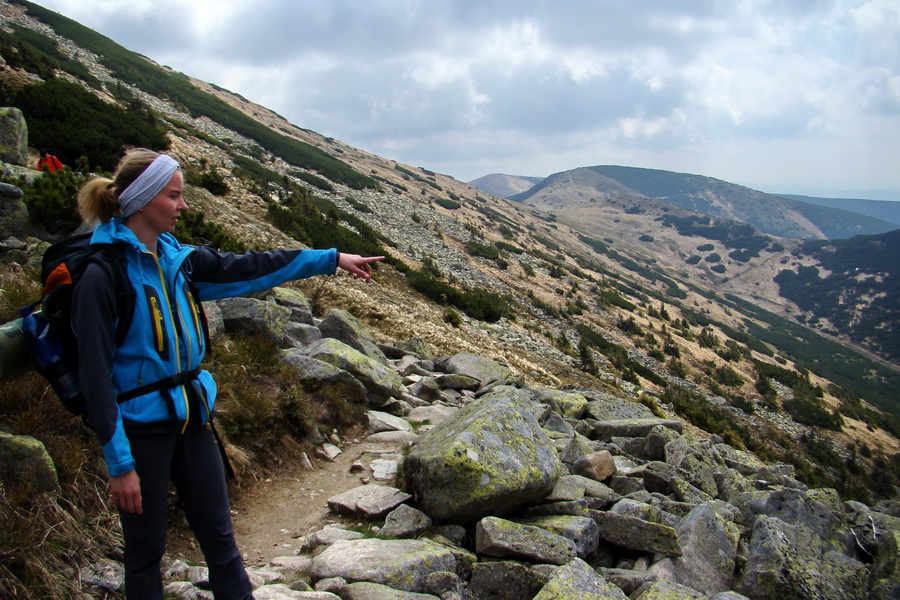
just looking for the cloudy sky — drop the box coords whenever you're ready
[35,0,900,198]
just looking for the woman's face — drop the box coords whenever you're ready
[138,170,186,236]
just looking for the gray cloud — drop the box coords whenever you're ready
[37,0,900,192]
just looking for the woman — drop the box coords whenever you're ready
[74,148,383,599]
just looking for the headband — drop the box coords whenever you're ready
[118,154,180,218]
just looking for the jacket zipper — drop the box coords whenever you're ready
[147,251,192,433]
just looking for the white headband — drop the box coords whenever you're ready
[118,154,180,218]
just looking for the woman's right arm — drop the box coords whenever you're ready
[71,263,136,477]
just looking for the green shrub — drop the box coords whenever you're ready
[435,198,461,210]
[0,78,170,171]
[444,308,462,328]
[17,169,86,235]
[465,240,500,260]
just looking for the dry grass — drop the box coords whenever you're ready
[0,374,123,600]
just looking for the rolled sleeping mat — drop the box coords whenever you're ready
[0,317,34,381]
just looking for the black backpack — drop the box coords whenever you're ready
[20,233,136,416]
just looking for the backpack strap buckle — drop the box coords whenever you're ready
[116,366,203,403]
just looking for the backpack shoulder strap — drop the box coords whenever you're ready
[85,243,135,347]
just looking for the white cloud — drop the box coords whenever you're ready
[31,0,900,192]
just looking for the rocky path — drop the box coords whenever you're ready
[167,437,405,568]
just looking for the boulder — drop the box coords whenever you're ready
[516,514,600,559]
[265,287,314,324]
[280,351,368,406]
[870,529,900,600]
[327,484,412,520]
[632,581,706,599]
[404,387,563,523]
[533,388,590,420]
[591,511,681,557]
[310,538,457,593]
[648,503,740,595]
[0,181,28,234]
[342,582,438,599]
[0,107,28,167]
[0,431,58,493]
[438,352,511,385]
[475,516,577,565]
[466,561,547,600]
[583,418,683,442]
[533,558,628,600]
[736,515,868,600]
[217,297,292,346]
[302,338,403,405]
[379,504,432,539]
[318,308,388,364]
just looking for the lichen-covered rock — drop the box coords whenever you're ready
[280,351,368,406]
[591,511,681,557]
[302,338,403,405]
[310,538,457,593]
[262,286,314,324]
[0,181,28,234]
[533,388,590,420]
[632,580,706,599]
[439,351,511,385]
[736,515,868,600]
[583,394,656,421]
[648,503,740,595]
[218,297,292,346]
[404,387,563,523]
[0,107,28,166]
[516,514,601,559]
[533,558,628,599]
[745,487,854,555]
[318,308,389,364]
[343,581,439,599]
[870,529,900,600]
[475,516,577,565]
[0,431,58,493]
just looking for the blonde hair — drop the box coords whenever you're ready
[77,148,161,224]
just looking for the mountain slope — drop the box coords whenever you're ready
[514,165,897,240]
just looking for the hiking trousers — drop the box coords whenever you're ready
[118,418,253,600]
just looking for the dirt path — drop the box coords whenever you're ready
[166,438,405,568]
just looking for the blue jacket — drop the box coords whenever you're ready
[72,219,338,476]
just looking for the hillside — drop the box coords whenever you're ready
[512,165,898,240]
[0,3,899,594]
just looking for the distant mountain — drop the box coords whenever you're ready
[512,165,897,240]
[467,173,543,199]
[776,194,900,227]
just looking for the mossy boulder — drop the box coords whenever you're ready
[0,431,58,493]
[302,337,403,405]
[310,538,457,593]
[0,107,28,167]
[404,386,563,523]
